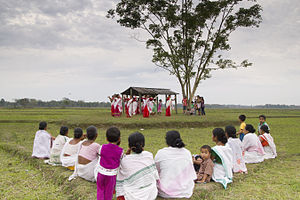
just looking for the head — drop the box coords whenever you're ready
[128,132,145,154]
[60,126,69,136]
[86,125,98,140]
[244,124,256,134]
[239,114,246,122]
[159,99,162,102]
[225,125,237,138]
[106,126,121,145]
[259,115,266,124]
[166,130,185,148]
[259,125,269,134]
[74,128,83,139]
[39,121,47,130]
[200,145,211,160]
[212,128,227,145]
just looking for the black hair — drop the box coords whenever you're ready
[39,121,47,130]
[86,125,97,140]
[212,128,227,144]
[201,145,211,153]
[106,126,121,143]
[60,126,68,136]
[74,128,83,139]
[239,114,246,122]
[225,125,237,138]
[245,124,256,133]
[166,130,185,148]
[260,125,269,133]
[128,132,145,154]
[259,115,266,120]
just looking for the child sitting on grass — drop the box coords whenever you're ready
[48,126,69,165]
[237,115,246,141]
[259,125,277,159]
[258,115,270,133]
[61,127,85,170]
[95,126,123,200]
[32,121,55,159]
[193,145,214,183]
[225,125,247,174]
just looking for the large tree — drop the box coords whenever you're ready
[107,0,262,105]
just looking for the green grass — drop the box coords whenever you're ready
[0,108,299,199]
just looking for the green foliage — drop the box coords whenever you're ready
[107,0,262,105]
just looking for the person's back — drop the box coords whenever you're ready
[32,121,52,159]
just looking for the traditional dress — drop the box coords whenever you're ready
[226,138,247,173]
[60,139,83,169]
[155,147,197,198]
[242,133,265,163]
[211,145,233,189]
[32,130,52,159]
[69,142,101,182]
[127,98,134,117]
[259,133,277,159]
[143,98,150,118]
[116,151,159,200]
[110,97,115,116]
[48,135,69,165]
[114,97,123,117]
[165,97,172,116]
[132,98,138,115]
[157,102,162,113]
[95,143,123,200]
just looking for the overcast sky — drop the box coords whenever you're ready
[0,0,299,105]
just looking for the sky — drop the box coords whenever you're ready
[0,0,299,105]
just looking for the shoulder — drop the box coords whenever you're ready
[142,151,154,158]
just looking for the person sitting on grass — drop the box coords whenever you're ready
[95,127,123,200]
[259,125,277,159]
[47,126,69,165]
[237,115,246,141]
[155,130,196,198]
[258,115,270,133]
[69,125,101,182]
[116,132,159,200]
[193,145,214,183]
[242,124,265,163]
[225,125,247,174]
[32,121,55,159]
[60,128,84,170]
[211,128,233,189]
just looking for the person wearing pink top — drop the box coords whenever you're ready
[95,127,123,200]
[69,126,100,182]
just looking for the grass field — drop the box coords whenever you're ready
[0,108,299,199]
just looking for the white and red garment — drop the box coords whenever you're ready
[127,98,134,117]
[242,133,265,163]
[114,97,123,117]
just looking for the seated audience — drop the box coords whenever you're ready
[259,125,277,159]
[116,132,159,200]
[48,126,69,165]
[193,145,214,183]
[155,130,196,198]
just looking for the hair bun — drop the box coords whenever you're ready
[174,138,185,148]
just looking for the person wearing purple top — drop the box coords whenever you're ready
[95,127,123,200]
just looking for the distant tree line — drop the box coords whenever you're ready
[0,98,111,108]
[0,98,299,109]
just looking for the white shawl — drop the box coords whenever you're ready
[242,133,265,163]
[60,139,83,167]
[32,130,51,158]
[226,138,247,173]
[116,151,159,200]
[260,133,277,159]
[211,145,233,189]
[155,147,197,198]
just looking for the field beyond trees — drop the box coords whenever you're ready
[0,108,299,199]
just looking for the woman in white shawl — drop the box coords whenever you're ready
[69,126,100,182]
[116,132,159,200]
[155,130,197,198]
[259,125,277,159]
[60,128,84,170]
[211,128,233,189]
[225,126,247,173]
[242,124,265,163]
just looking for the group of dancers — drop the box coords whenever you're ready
[108,94,175,118]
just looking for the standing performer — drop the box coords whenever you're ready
[123,95,130,118]
[127,96,134,117]
[114,95,123,117]
[132,97,138,115]
[166,95,175,117]
[108,95,116,117]
[143,95,150,118]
